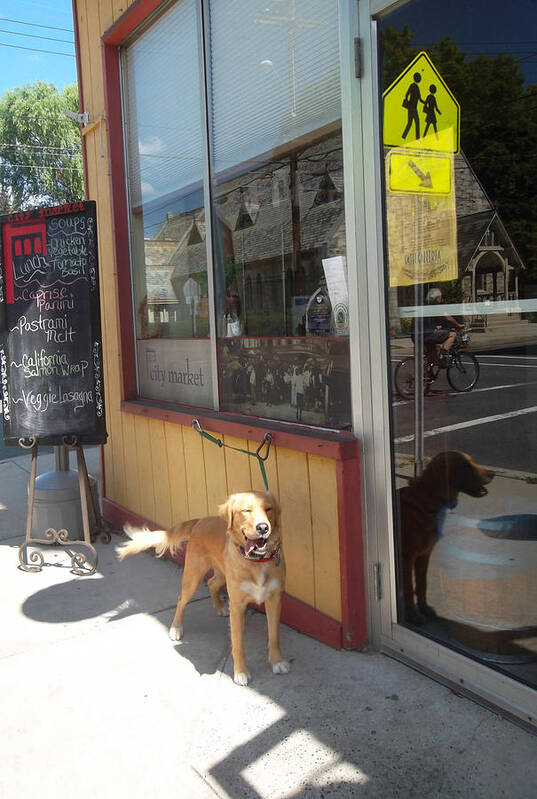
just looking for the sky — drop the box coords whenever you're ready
[383,0,537,85]
[0,0,77,97]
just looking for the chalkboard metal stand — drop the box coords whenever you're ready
[17,436,108,575]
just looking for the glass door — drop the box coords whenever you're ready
[374,0,537,719]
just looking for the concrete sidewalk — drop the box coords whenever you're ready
[1,449,536,798]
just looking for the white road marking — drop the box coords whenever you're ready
[479,362,537,369]
[393,380,537,406]
[478,354,537,360]
[395,405,537,443]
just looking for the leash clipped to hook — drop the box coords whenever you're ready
[256,432,272,461]
[191,419,272,490]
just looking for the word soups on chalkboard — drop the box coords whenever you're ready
[0,201,107,445]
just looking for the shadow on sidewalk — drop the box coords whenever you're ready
[11,533,537,797]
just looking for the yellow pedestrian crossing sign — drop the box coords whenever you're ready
[383,51,460,154]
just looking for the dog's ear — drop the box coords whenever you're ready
[267,492,281,530]
[218,494,235,531]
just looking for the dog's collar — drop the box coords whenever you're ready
[239,542,281,564]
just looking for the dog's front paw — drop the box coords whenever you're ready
[233,671,251,686]
[169,625,183,641]
[272,660,291,675]
[216,605,229,617]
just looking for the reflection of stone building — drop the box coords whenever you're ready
[143,238,179,324]
[455,153,525,303]
[144,133,346,336]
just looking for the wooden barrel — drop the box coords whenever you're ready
[426,514,537,660]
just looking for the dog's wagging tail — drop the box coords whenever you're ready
[119,519,197,560]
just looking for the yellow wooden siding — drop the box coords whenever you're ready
[275,447,315,608]
[134,416,155,522]
[308,454,341,620]
[182,425,209,519]
[148,418,173,528]
[203,432,228,514]
[75,0,342,622]
[119,410,137,511]
[164,423,189,523]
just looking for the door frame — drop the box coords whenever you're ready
[343,0,537,729]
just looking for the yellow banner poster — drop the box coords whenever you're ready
[386,152,458,287]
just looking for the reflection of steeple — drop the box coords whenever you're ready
[313,168,341,206]
[235,196,255,231]
[187,221,203,244]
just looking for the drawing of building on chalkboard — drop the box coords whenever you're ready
[2,220,47,303]
[12,228,47,257]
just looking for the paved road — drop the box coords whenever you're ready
[392,344,537,474]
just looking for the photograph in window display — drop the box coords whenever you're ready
[218,336,351,429]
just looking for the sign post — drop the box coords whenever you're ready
[0,201,107,573]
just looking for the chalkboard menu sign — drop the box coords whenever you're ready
[0,201,107,445]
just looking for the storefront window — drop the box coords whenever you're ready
[207,0,351,428]
[379,0,537,689]
[122,0,212,408]
[121,0,351,429]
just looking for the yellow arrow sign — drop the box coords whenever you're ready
[383,51,460,154]
[388,150,452,195]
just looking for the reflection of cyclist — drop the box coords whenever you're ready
[413,287,464,364]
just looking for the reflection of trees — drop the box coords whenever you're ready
[381,25,537,283]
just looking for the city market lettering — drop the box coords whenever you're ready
[150,357,205,387]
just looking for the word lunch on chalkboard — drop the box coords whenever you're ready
[0,201,107,445]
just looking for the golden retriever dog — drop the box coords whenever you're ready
[118,490,289,686]
[398,451,494,625]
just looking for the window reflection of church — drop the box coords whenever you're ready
[141,132,346,338]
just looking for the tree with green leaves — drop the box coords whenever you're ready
[0,81,84,213]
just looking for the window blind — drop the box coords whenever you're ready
[123,0,204,209]
[208,0,341,172]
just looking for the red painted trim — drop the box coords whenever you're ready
[122,398,358,460]
[103,0,165,46]
[103,497,343,650]
[280,593,342,649]
[337,452,368,649]
[102,41,137,400]
[72,0,89,200]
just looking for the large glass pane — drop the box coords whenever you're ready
[380,0,537,688]
[122,0,212,407]
[207,0,351,429]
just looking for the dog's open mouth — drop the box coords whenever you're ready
[243,536,268,557]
